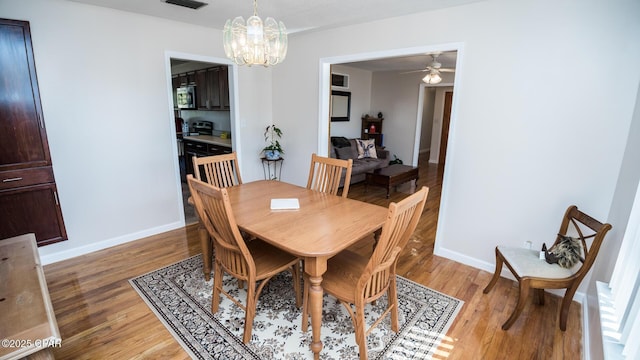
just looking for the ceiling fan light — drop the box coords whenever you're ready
[422,72,442,84]
[222,0,287,67]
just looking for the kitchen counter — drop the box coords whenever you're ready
[183,134,232,148]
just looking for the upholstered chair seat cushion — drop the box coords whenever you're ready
[497,246,580,279]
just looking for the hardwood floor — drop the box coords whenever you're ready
[43,157,582,359]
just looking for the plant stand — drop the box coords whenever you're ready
[261,157,283,180]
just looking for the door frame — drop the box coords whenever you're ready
[318,43,464,258]
[163,51,238,225]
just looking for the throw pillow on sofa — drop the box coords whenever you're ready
[331,136,351,148]
[356,139,377,159]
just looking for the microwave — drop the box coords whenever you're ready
[176,86,196,109]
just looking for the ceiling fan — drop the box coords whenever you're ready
[403,53,455,75]
[401,53,454,84]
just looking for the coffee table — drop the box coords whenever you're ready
[366,164,419,198]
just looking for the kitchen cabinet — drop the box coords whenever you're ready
[0,18,67,246]
[194,66,229,110]
[219,66,230,109]
[183,138,232,181]
[172,66,229,111]
[178,72,196,87]
[172,75,180,106]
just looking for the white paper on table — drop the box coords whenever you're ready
[270,198,300,210]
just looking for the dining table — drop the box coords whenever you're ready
[224,180,388,359]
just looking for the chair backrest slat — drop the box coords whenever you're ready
[306,153,353,198]
[193,152,242,188]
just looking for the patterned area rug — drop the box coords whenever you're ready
[130,255,463,359]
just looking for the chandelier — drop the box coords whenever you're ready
[223,0,288,66]
[422,71,442,84]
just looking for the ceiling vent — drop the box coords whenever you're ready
[164,0,208,10]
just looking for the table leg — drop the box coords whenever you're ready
[304,257,328,359]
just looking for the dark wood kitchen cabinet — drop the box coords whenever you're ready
[0,18,67,246]
[183,139,232,180]
[195,66,230,110]
[219,66,230,109]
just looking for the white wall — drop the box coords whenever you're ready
[2,0,639,357]
[586,82,640,358]
[0,0,273,262]
[368,71,423,164]
[269,1,639,357]
[420,87,436,155]
[272,0,640,268]
[328,64,372,139]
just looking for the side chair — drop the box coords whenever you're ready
[483,205,612,331]
[301,186,429,360]
[306,153,353,198]
[187,175,302,343]
[192,151,242,187]
[190,152,242,281]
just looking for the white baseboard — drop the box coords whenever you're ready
[434,245,587,301]
[39,221,185,265]
[435,244,589,358]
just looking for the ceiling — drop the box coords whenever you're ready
[342,52,457,73]
[69,0,468,72]
[69,0,484,34]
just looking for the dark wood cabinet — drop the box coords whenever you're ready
[183,139,231,180]
[0,18,67,246]
[219,66,230,110]
[171,75,180,107]
[178,72,195,87]
[361,116,384,146]
[194,66,229,110]
[175,66,229,111]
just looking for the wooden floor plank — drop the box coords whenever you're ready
[42,158,582,359]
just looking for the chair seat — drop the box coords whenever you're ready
[248,239,299,278]
[497,246,578,279]
[323,250,369,303]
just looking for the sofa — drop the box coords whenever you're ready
[330,137,390,185]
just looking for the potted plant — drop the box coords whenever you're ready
[262,125,284,160]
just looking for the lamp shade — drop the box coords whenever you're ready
[422,72,442,84]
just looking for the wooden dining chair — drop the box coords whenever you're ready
[192,152,242,187]
[190,152,242,281]
[301,186,429,360]
[483,205,612,331]
[306,153,353,198]
[187,175,302,343]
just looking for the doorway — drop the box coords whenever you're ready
[164,52,237,226]
[418,86,453,170]
[318,44,462,253]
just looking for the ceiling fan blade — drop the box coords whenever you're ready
[400,69,429,74]
[439,68,455,73]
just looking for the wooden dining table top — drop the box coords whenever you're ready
[225,180,388,258]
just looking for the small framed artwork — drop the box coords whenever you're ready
[331,73,349,90]
[330,90,351,122]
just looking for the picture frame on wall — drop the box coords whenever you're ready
[330,90,351,122]
[331,73,349,90]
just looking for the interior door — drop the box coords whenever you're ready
[438,91,453,169]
